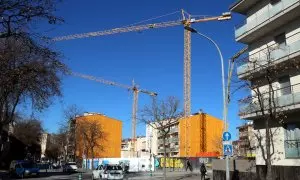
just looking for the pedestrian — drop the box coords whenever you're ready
[200,163,207,180]
[186,159,193,172]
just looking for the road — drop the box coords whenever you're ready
[0,169,212,180]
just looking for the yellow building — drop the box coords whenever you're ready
[179,112,224,157]
[75,113,122,159]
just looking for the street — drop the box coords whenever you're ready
[0,170,212,180]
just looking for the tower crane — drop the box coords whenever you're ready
[71,72,157,155]
[53,10,231,156]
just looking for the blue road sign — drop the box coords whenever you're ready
[223,144,233,156]
[223,132,231,141]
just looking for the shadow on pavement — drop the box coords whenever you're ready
[0,171,83,180]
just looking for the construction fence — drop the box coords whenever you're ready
[82,157,215,172]
[154,157,214,171]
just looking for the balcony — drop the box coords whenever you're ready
[235,0,300,43]
[169,137,179,143]
[239,83,300,119]
[230,0,261,15]
[170,147,179,152]
[158,139,167,144]
[158,148,170,153]
[170,127,179,133]
[285,140,300,158]
[237,33,300,79]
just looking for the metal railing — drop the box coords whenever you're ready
[235,0,300,38]
[285,140,300,158]
[158,148,170,153]
[239,83,300,116]
[237,32,300,76]
[170,127,179,133]
[169,137,179,143]
[170,146,179,152]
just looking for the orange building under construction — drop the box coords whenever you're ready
[74,113,122,159]
[179,112,224,157]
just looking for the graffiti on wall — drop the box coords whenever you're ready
[157,158,184,168]
[155,157,213,169]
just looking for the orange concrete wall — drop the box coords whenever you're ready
[75,114,122,158]
[179,113,223,157]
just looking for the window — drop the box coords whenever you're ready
[270,0,281,5]
[285,123,300,158]
[274,33,286,47]
[278,76,291,95]
[285,124,300,140]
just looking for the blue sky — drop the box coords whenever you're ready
[29,0,246,139]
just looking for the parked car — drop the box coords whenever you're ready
[92,165,105,179]
[63,162,78,172]
[9,160,40,178]
[52,163,61,169]
[92,164,123,180]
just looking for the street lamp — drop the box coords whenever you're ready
[185,26,229,180]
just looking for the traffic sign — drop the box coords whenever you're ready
[223,132,231,141]
[223,144,233,156]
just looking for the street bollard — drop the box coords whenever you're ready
[78,173,82,180]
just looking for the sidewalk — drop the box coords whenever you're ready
[127,170,212,180]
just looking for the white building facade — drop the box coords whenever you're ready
[121,137,148,158]
[146,122,179,158]
[231,0,300,166]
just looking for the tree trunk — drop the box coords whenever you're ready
[163,138,167,180]
[91,148,94,170]
[265,120,273,180]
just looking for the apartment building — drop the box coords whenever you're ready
[146,122,179,158]
[146,111,223,158]
[179,112,224,157]
[74,112,122,159]
[121,136,148,158]
[231,0,300,166]
[232,122,255,158]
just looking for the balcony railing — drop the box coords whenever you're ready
[239,83,300,116]
[285,140,300,158]
[170,127,179,133]
[158,148,170,153]
[169,137,179,143]
[170,147,179,152]
[235,0,300,38]
[237,32,300,76]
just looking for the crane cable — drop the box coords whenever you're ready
[122,10,181,28]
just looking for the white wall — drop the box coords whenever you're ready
[254,126,300,166]
[146,125,158,156]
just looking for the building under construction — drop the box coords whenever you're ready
[179,111,224,157]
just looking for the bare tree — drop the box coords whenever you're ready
[0,0,63,39]
[13,118,43,146]
[45,136,60,161]
[234,44,300,180]
[76,118,106,170]
[140,96,181,180]
[60,105,83,162]
[0,0,66,158]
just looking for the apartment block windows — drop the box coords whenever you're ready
[279,76,291,95]
[274,33,286,48]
